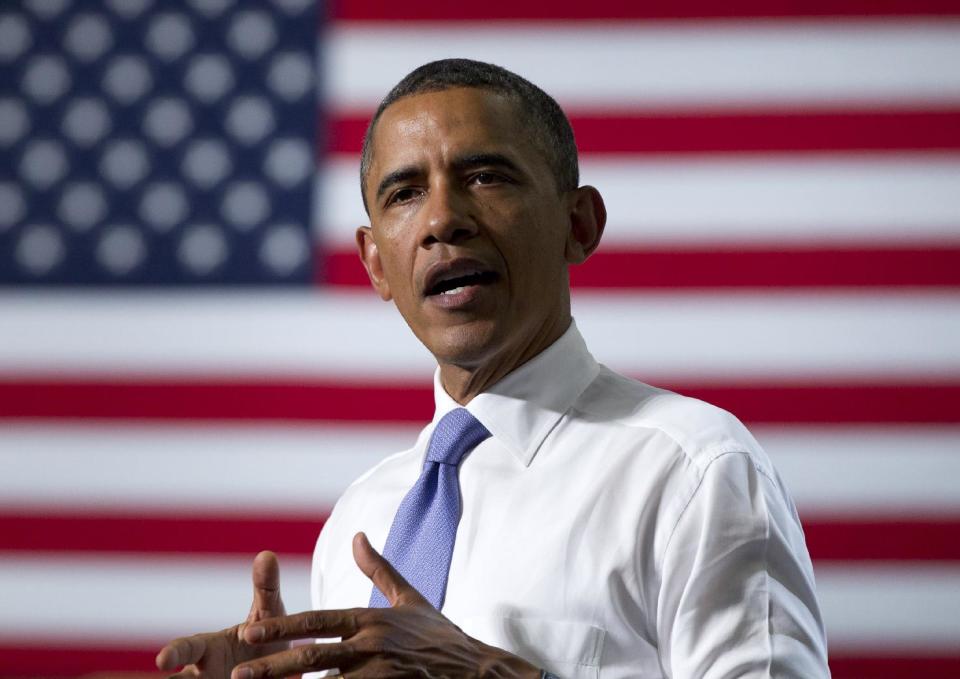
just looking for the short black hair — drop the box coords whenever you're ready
[358,58,579,213]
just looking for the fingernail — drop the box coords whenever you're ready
[247,625,265,642]
[235,668,253,679]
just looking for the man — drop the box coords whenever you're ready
[157,59,829,678]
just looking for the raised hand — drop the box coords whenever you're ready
[230,532,540,679]
[156,550,289,679]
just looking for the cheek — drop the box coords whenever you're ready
[501,210,568,277]
[374,225,418,287]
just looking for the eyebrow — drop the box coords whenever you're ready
[374,152,525,203]
[375,166,421,203]
[451,152,522,175]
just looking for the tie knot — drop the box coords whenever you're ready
[426,408,491,466]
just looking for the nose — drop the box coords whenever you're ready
[419,184,478,247]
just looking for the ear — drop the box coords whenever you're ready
[564,185,606,265]
[356,226,393,301]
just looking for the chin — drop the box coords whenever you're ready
[422,319,504,367]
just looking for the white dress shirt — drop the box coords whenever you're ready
[310,322,830,678]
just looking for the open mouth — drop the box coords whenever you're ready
[426,270,498,297]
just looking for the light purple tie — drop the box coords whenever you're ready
[370,408,491,610]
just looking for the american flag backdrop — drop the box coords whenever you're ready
[1,1,959,677]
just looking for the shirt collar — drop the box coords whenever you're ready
[431,320,600,467]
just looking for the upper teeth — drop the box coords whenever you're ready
[432,269,484,294]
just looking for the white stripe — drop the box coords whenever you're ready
[815,563,960,650]
[2,291,958,379]
[1,556,956,650]
[317,155,960,246]
[326,21,960,110]
[0,554,312,643]
[573,291,960,379]
[0,290,433,378]
[2,425,958,516]
[0,424,414,513]
[756,426,960,517]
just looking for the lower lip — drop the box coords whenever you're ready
[426,283,491,309]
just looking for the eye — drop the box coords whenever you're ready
[387,187,421,206]
[470,171,508,186]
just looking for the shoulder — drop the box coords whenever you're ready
[318,420,436,534]
[335,432,427,509]
[573,365,774,478]
[312,429,429,606]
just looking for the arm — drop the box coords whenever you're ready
[657,452,829,678]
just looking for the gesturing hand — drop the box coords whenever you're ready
[232,532,540,679]
[156,550,289,679]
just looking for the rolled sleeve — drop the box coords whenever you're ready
[657,451,829,678]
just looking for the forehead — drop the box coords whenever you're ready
[369,87,535,171]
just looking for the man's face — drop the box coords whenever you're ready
[358,87,576,369]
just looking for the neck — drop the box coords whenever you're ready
[438,314,571,405]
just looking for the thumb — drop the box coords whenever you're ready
[249,550,285,621]
[353,532,426,607]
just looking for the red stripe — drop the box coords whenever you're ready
[829,655,960,679]
[317,246,960,289]
[802,518,960,561]
[326,109,960,155]
[316,250,360,286]
[571,247,960,288]
[329,0,960,20]
[0,643,956,679]
[683,382,960,424]
[1,379,958,424]
[0,643,159,677]
[2,512,958,560]
[0,511,327,556]
[0,379,433,423]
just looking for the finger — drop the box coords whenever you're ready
[249,550,284,620]
[156,635,206,670]
[244,608,361,644]
[233,642,356,679]
[352,531,427,607]
[167,668,200,679]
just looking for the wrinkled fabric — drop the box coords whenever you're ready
[311,322,829,678]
